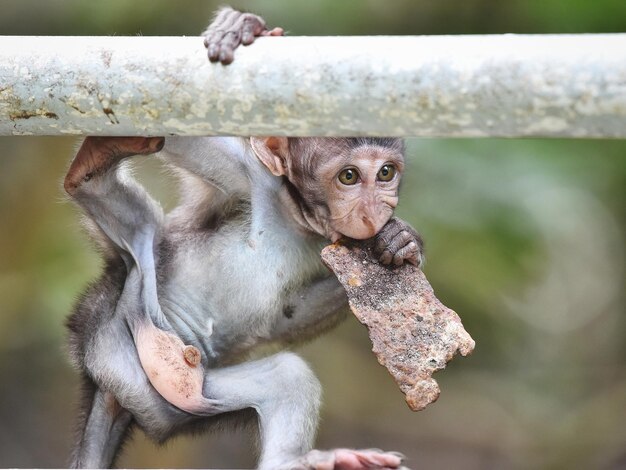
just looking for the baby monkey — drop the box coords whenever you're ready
[65,7,423,470]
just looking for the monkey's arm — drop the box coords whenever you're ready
[161,8,284,199]
[273,276,349,341]
[160,137,253,198]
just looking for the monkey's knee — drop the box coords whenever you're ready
[64,137,165,196]
[270,352,322,414]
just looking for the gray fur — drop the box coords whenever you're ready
[66,136,349,469]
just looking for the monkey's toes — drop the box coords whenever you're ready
[111,136,164,156]
[64,137,164,195]
[302,448,405,470]
[261,27,284,37]
[204,9,282,65]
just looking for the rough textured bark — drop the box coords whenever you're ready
[321,241,475,411]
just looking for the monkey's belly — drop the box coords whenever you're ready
[157,223,328,357]
[135,323,210,414]
[160,253,301,341]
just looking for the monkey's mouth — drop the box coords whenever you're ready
[332,214,391,241]
[329,199,396,242]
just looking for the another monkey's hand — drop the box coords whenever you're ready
[203,7,284,65]
[375,217,425,268]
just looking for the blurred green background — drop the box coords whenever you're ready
[0,1,625,469]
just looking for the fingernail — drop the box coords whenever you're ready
[219,51,233,64]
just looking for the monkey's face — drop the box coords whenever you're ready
[250,136,404,242]
[318,145,404,242]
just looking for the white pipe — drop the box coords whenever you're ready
[0,35,625,137]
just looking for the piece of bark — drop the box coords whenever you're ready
[321,240,475,411]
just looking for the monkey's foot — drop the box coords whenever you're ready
[64,137,164,195]
[291,448,406,470]
[203,6,283,65]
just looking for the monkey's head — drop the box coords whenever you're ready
[250,137,405,242]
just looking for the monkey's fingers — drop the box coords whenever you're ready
[383,239,423,268]
[239,13,268,45]
[203,7,240,63]
[375,219,424,267]
[378,245,421,267]
[376,227,413,255]
[392,241,422,267]
[208,6,238,31]
[213,31,242,65]
[203,9,276,65]
[375,222,411,258]
[203,7,239,40]
[216,13,266,63]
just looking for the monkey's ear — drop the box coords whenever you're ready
[250,137,289,177]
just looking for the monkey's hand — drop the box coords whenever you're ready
[203,7,284,65]
[374,217,424,268]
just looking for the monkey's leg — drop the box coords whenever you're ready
[200,353,403,470]
[65,137,165,270]
[65,136,165,324]
[66,137,220,415]
[65,137,164,194]
[160,137,251,197]
[70,376,133,469]
[198,352,320,469]
[65,136,172,324]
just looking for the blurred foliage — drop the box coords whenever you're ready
[0,1,625,469]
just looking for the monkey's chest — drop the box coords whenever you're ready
[158,228,323,355]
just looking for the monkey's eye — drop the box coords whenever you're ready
[338,168,359,185]
[377,164,396,182]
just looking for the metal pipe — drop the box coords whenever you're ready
[0,35,625,137]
